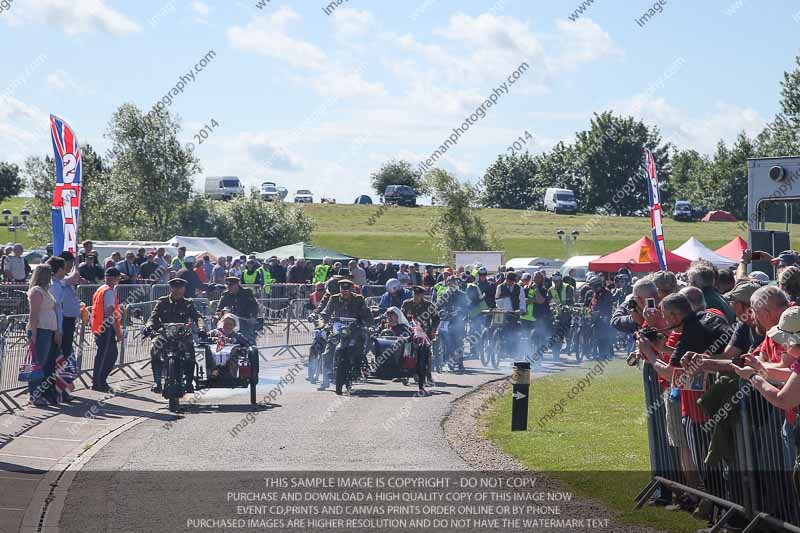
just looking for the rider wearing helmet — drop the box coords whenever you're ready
[584,274,614,360]
[476,267,496,309]
[431,270,453,303]
[379,278,412,314]
[549,272,575,361]
[436,275,469,371]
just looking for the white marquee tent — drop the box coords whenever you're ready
[673,237,738,269]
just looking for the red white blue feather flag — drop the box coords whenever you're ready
[50,115,82,255]
[644,148,667,271]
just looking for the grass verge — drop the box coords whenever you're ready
[484,360,706,533]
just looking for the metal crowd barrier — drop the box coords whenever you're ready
[0,284,30,315]
[0,295,318,411]
[636,366,800,530]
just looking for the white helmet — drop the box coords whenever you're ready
[386,278,401,293]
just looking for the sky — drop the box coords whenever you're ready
[1,0,799,202]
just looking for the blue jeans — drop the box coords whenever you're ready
[783,418,798,472]
[28,328,54,400]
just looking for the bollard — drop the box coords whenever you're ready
[511,361,531,431]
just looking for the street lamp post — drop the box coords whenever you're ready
[2,209,29,245]
[556,229,580,257]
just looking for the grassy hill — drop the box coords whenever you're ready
[0,197,753,262]
[0,197,35,249]
[304,204,748,263]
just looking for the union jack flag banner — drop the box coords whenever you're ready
[644,148,667,271]
[50,115,82,255]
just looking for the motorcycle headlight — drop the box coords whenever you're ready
[340,327,351,338]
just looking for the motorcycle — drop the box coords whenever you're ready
[331,317,365,395]
[151,323,195,412]
[437,311,465,372]
[307,317,328,384]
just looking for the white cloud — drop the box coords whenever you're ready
[616,95,765,152]
[243,134,303,172]
[227,8,326,69]
[311,63,385,99]
[333,8,373,36]
[192,1,209,23]
[46,70,85,93]
[7,0,140,35]
[0,96,49,157]
[550,19,623,71]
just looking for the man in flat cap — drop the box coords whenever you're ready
[145,277,207,393]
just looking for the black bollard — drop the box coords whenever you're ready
[511,361,531,431]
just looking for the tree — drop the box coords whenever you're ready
[105,103,199,240]
[0,162,22,203]
[370,159,425,197]
[573,111,671,215]
[480,152,539,209]
[426,169,492,260]
[214,195,315,254]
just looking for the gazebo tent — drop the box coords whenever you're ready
[715,236,748,261]
[588,236,692,273]
[256,242,353,263]
[167,236,243,261]
[673,237,738,269]
[702,210,737,222]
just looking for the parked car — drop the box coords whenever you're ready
[261,182,280,202]
[294,189,314,203]
[544,188,577,214]
[672,200,693,221]
[204,176,244,200]
[321,197,337,204]
[354,195,373,205]
[383,185,417,207]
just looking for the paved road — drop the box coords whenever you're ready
[56,349,583,532]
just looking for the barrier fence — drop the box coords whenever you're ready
[0,294,321,412]
[637,364,800,530]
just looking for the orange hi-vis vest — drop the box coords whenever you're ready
[91,285,121,335]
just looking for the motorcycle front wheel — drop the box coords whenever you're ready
[166,357,181,412]
[480,330,492,367]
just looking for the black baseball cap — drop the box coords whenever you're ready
[104,267,121,277]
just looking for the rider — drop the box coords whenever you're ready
[476,267,496,309]
[379,278,412,314]
[401,285,439,385]
[218,276,259,344]
[584,275,614,360]
[435,275,468,371]
[464,273,488,347]
[207,313,252,380]
[318,278,373,389]
[144,277,208,393]
[548,272,575,361]
[431,270,453,303]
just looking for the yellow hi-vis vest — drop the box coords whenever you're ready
[521,286,536,322]
[313,264,330,284]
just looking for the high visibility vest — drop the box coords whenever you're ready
[467,283,488,318]
[433,283,448,300]
[521,287,536,322]
[242,269,261,285]
[172,257,185,270]
[91,285,121,334]
[549,284,572,306]
[260,267,273,295]
[314,264,330,284]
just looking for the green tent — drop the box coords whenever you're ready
[255,242,353,263]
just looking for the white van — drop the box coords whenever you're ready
[544,188,577,214]
[205,176,244,200]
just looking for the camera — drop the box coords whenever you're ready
[626,298,639,311]
[638,327,663,342]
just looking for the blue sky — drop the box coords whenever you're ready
[2,0,799,201]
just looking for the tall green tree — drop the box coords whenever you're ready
[0,162,22,203]
[480,152,539,209]
[214,195,315,254]
[105,103,199,239]
[426,169,492,260]
[370,159,425,197]
[573,112,671,215]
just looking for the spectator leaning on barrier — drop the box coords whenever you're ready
[78,252,104,284]
[733,305,800,496]
[26,264,59,407]
[611,277,658,334]
[349,260,367,286]
[212,256,227,285]
[747,285,797,468]
[2,243,30,283]
[171,246,187,271]
[78,239,93,264]
[117,250,140,285]
[138,252,160,283]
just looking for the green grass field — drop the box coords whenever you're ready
[0,197,756,261]
[0,197,35,249]
[484,361,706,533]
